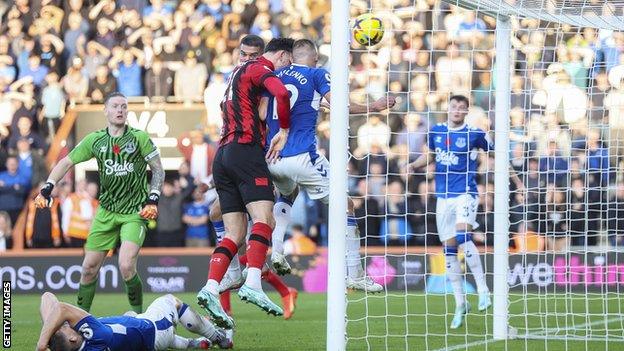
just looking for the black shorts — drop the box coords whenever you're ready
[213,142,275,214]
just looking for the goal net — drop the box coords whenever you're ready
[336,0,624,350]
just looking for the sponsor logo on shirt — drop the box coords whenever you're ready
[435,148,459,166]
[104,160,135,176]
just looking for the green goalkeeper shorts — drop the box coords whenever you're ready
[85,207,147,251]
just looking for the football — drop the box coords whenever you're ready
[353,13,385,46]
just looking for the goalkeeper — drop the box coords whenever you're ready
[35,92,165,314]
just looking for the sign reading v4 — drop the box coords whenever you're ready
[127,111,170,138]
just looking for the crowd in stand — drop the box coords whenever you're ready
[1,0,624,251]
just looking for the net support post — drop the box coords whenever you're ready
[327,0,349,350]
[493,15,511,341]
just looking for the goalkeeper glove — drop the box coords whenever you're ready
[140,191,160,220]
[34,181,55,208]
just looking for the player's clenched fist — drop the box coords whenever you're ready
[139,191,160,219]
[34,181,55,208]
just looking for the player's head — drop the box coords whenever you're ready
[48,324,82,351]
[292,39,318,67]
[264,37,295,69]
[448,95,469,126]
[239,35,265,64]
[103,92,128,127]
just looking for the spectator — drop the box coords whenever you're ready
[182,188,210,247]
[607,184,624,247]
[356,115,391,156]
[177,130,217,183]
[16,138,46,189]
[109,48,145,96]
[40,72,65,139]
[0,157,30,224]
[81,41,111,80]
[25,184,62,249]
[88,65,117,103]
[203,73,227,128]
[155,179,194,247]
[283,224,317,255]
[395,113,427,162]
[61,180,99,248]
[379,181,413,245]
[0,211,12,251]
[174,51,207,102]
[8,116,46,152]
[539,140,569,185]
[145,56,174,98]
[18,54,49,87]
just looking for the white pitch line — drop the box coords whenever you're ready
[431,316,624,351]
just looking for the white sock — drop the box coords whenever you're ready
[461,240,489,294]
[245,267,263,290]
[272,197,292,255]
[445,254,465,307]
[203,279,219,295]
[171,335,192,349]
[178,303,217,339]
[346,216,363,279]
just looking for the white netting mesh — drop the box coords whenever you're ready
[344,0,624,350]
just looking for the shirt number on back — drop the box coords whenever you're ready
[273,84,299,119]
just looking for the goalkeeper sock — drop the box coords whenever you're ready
[178,303,217,339]
[212,220,226,242]
[444,246,465,307]
[77,280,97,312]
[206,238,238,294]
[272,196,293,255]
[124,274,143,313]
[460,239,489,294]
[346,216,363,279]
[245,222,273,290]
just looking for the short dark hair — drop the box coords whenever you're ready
[449,95,470,107]
[240,35,265,52]
[104,92,127,105]
[293,39,316,51]
[49,331,78,351]
[265,38,295,54]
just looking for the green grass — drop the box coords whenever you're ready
[11,292,624,350]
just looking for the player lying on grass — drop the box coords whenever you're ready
[204,34,299,321]
[37,292,233,351]
[35,92,165,315]
[264,39,395,292]
[197,37,294,329]
[408,94,523,329]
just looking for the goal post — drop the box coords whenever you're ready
[326,0,350,350]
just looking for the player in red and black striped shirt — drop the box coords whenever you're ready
[198,38,294,329]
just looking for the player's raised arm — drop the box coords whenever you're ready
[323,91,396,115]
[37,292,89,351]
[408,145,434,170]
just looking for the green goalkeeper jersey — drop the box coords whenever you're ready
[69,126,159,214]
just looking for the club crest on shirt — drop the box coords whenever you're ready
[435,136,442,143]
[455,137,466,148]
[124,141,136,154]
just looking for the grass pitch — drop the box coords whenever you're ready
[11,292,624,350]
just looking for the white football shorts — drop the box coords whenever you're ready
[436,194,479,243]
[268,153,330,203]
